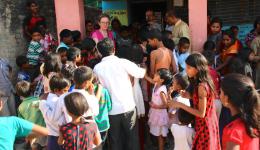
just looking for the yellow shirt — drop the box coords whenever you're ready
[172,19,191,45]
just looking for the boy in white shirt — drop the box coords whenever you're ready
[39,75,70,150]
[52,66,100,125]
[171,109,194,150]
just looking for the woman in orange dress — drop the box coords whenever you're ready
[216,30,240,75]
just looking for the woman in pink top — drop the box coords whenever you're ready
[220,74,259,150]
[91,14,115,44]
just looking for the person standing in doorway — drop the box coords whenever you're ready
[165,10,190,45]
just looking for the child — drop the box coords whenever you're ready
[220,74,259,150]
[58,92,102,149]
[57,47,68,65]
[52,66,99,125]
[56,29,73,51]
[208,17,222,51]
[171,109,195,150]
[216,30,239,75]
[39,75,70,150]
[148,68,172,150]
[0,92,48,149]
[168,53,221,150]
[42,53,62,93]
[147,29,177,77]
[16,81,46,149]
[33,53,62,97]
[81,37,100,66]
[67,47,82,68]
[27,28,43,66]
[72,30,82,49]
[168,74,190,124]
[202,50,222,119]
[23,1,45,40]
[203,40,220,68]
[61,63,77,92]
[174,37,190,75]
[116,25,133,48]
[36,20,57,52]
[92,75,112,147]
[16,55,31,82]
[230,26,243,50]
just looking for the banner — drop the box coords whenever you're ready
[102,1,128,25]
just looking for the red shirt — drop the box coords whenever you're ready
[208,66,220,99]
[60,121,98,150]
[222,117,259,150]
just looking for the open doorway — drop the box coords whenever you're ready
[128,0,167,25]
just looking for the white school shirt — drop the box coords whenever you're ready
[52,89,99,126]
[94,55,146,115]
[171,124,194,150]
[39,93,62,136]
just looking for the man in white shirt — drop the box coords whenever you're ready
[94,38,146,150]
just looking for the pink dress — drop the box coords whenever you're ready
[91,30,115,44]
[148,85,169,137]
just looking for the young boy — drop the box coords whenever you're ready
[92,75,112,144]
[23,1,46,40]
[0,91,48,149]
[72,30,82,49]
[207,17,222,52]
[16,81,46,149]
[81,37,100,66]
[56,29,73,52]
[36,20,57,52]
[147,29,177,77]
[52,66,99,125]
[16,55,31,82]
[39,75,70,150]
[26,28,44,66]
[173,37,190,75]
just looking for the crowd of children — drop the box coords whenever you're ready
[0,1,259,150]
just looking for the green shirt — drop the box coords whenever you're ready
[0,116,33,150]
[18,96,45,127]
[94,86,112,132]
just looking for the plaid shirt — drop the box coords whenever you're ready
[27,41,43,66]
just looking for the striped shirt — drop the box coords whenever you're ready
[27,41,43,65]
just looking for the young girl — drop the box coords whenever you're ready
[34,53,62,97]
[148,68,172,150]
[168,53,221,150]
[216,30,239,75]
[220,74,259,150]
[67,47,82,68]
[168,73,190,125]
[58,92,102,149]
[171,109,195,150]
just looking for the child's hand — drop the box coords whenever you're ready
[180,90,190,99]
[167,100,180,109]
[87,83,95,95]
[149,102,157,108]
